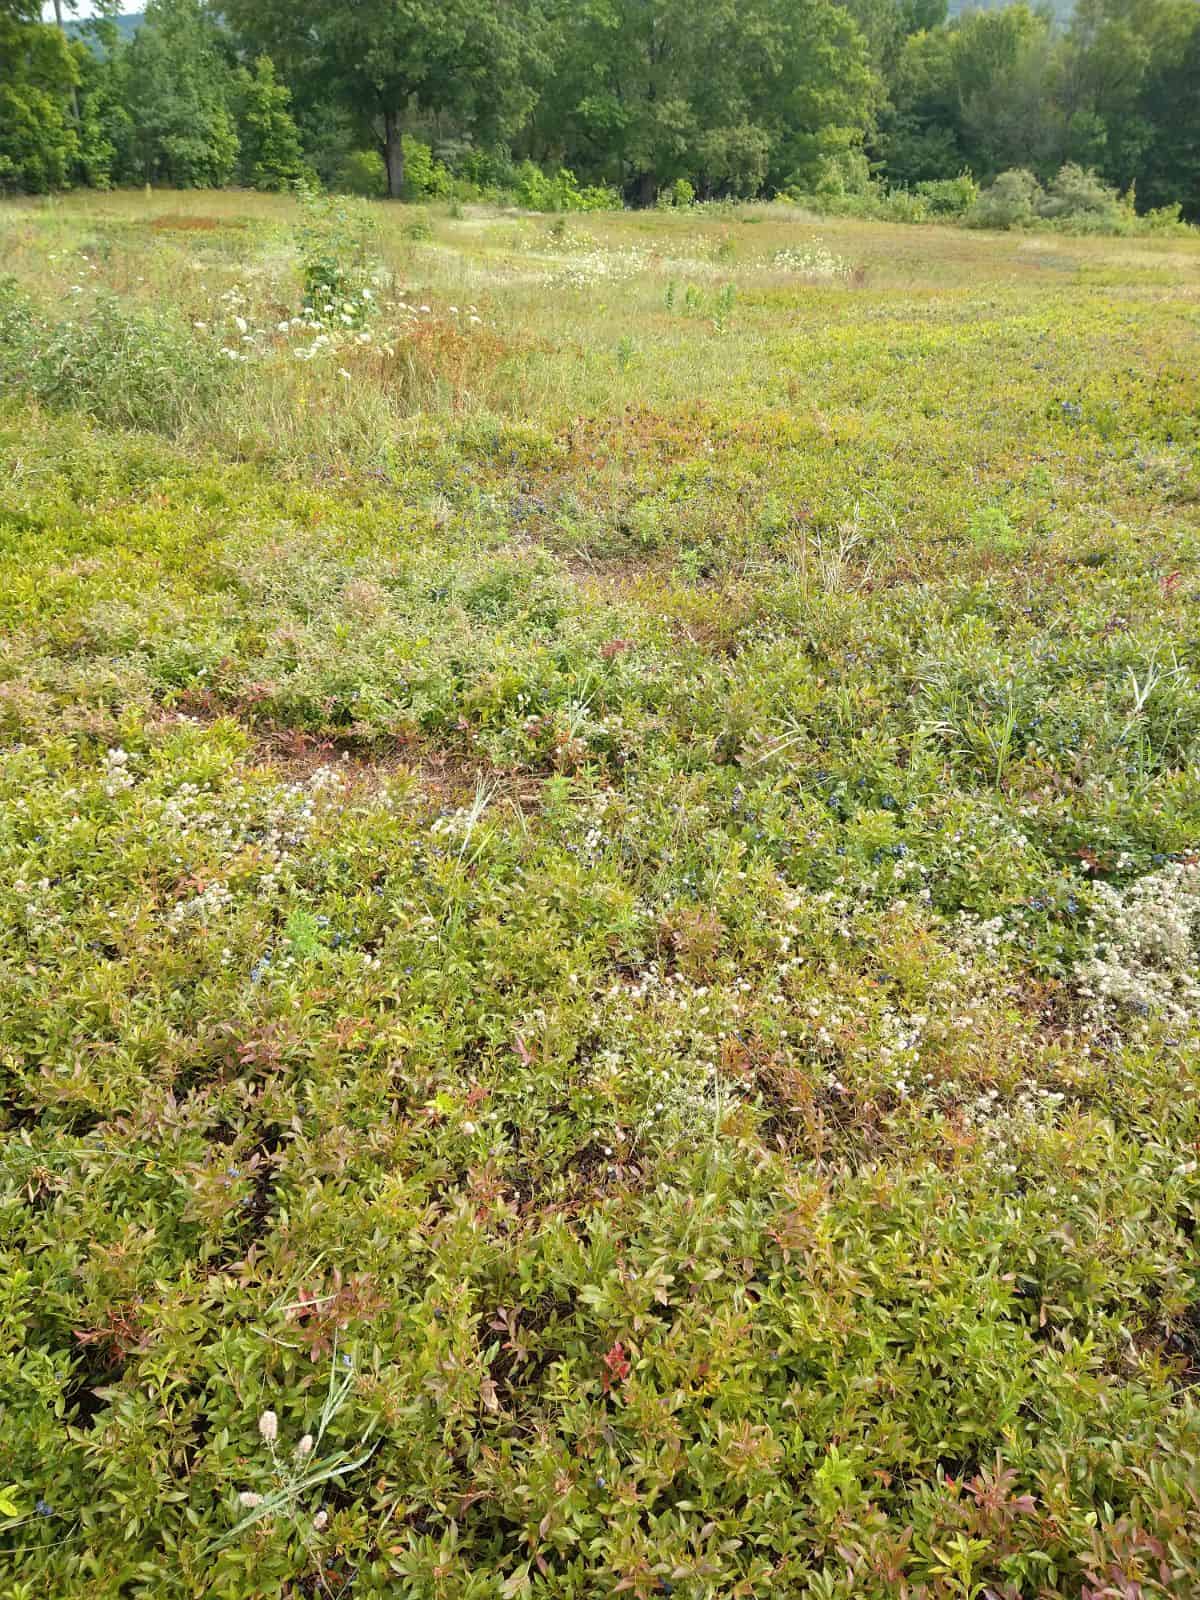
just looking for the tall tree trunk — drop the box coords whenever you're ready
[383,111,405,199]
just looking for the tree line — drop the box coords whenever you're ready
[1,0,1198,218]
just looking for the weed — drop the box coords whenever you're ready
[294,184,379,323]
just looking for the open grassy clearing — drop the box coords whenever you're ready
[2,192,1200,1597]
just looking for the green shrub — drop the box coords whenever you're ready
[965,168,1044,229]
[811,147,874,200]
[513,160,619,212]
[294,185,379,321]
[0,279,224,431]
[914,173,979,216]
[335,148,386,199]
[1038,162,1130,230]
[788,155,936,224]
[657,176,696,209]
[401,134,452,201]
[1141,200,1188,231]
[967,165,1140,234]
[875,187,931,223]
[448,143,517,193]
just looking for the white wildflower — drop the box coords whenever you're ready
[1076,860,1200,1023]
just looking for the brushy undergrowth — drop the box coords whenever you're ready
[2,191,1200,1599]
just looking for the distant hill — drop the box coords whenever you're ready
[65,11,143,49]
[948,0,1074,19]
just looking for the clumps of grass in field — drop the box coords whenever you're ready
[218,1370,377,1554]
[0,274,224,431]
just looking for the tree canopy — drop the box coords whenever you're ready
[0,0,1197,217]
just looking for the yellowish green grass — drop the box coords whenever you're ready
[2,191,1200,1598]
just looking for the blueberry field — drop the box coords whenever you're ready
[2,192,1200,1597]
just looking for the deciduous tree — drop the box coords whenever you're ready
[220,0,540,198]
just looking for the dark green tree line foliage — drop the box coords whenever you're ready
[882,0,1200,202]
[0,2,82,192]
[1,0,1198,216]
[525,0,876,201]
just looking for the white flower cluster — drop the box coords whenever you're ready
[102,745,137,797]
[771,243,851,280]
[166,880,234,930]
[545,247,647,288]
[156,777,318,858]
[1076,859,1200,1022]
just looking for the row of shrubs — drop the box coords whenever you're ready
[792,162,1189,234]
[965,164,1187,232]
[336,137,1189,233]
[337,138,619,212]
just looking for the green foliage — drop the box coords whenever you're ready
[1039,161,1129,228]
[656,176,697,209]
[0,275,224,430]
[293,185,379,320]
[513,160,618,212]
[400,134,452,201]
[335,148,387,198]
[73,45,132,189]
[966,165,1044,228]
[967,163,1137,232]
[811,146,876,199]
[1134,2,1200,218]
[914,171,978,214]
[790,173,933,222]
[886,5,1055,186]
[116,0,239,187]
[965,504,1025,558]
[1,0,1196,222]
[235,56,310,191]
[0,16,79,193]
[220,0,541,198]
[531,0,873,203]
[881,0,1200,219]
